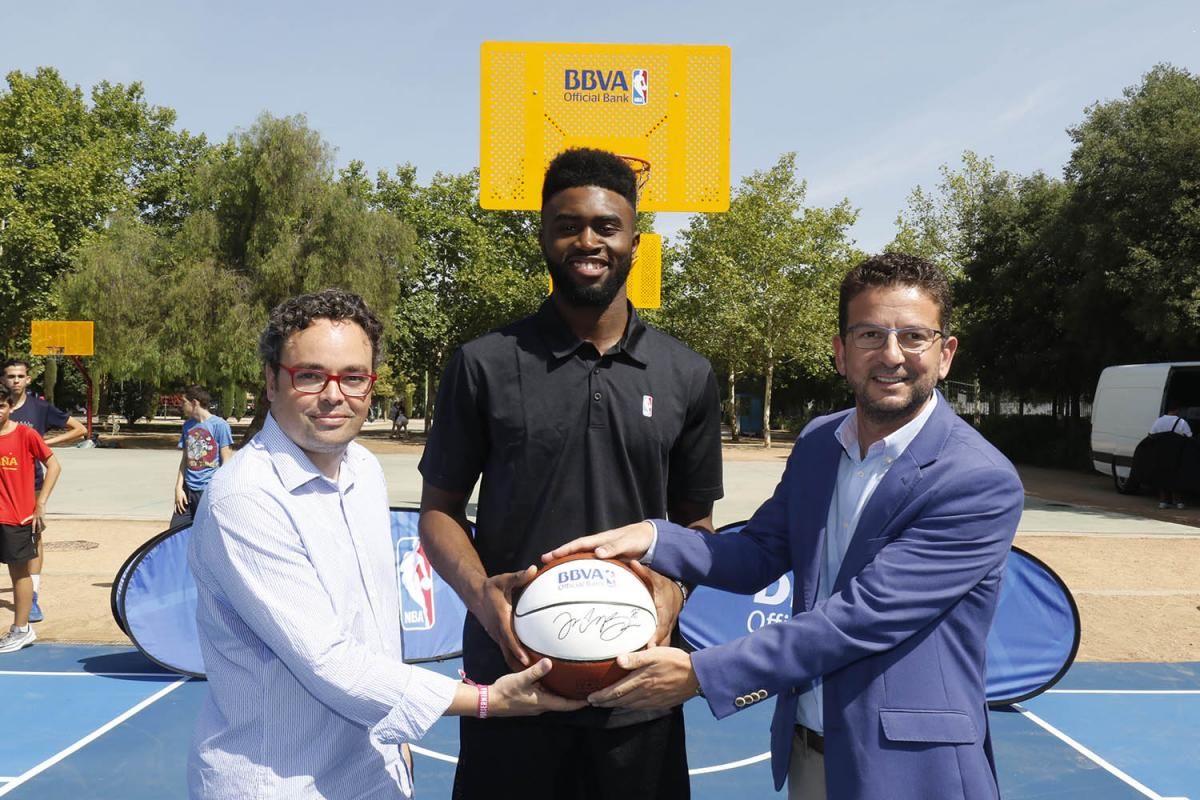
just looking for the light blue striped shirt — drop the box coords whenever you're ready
[188,414,458,799]
[796,394,938,734]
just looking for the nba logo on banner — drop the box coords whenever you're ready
[397,537,436,630]
[632,69,648,105]
[642,395,654,417]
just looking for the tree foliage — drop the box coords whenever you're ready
[0,68,204,347]
[662,153,860,444]
[373,166,546,397]
[1067,63,1200,356]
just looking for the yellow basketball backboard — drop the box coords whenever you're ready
[31,321,94,356]
[481,42,731,213]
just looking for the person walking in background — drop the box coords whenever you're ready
[390,398,408,438]
[0,385,62,653]
[172,385,234,527]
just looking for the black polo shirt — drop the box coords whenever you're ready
[419,298,724,696]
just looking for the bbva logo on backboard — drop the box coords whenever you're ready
[561,68,648,105]
[397,537,436,631]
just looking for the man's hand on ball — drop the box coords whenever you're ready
[490,658,587,715]
[586,647,700,710]
[542,521,656,564]
[628,561,683,647]
[476,565,537,671]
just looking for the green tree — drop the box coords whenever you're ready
[666,153,860,445]
[955,172,1096,415]
[373,166,546,419]
[891,151,1007,278]
[1067,63,1200,356]
[0,68,202,347]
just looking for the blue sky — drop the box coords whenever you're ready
[4,0,1197,250]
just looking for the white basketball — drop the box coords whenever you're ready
[513,557,658,662]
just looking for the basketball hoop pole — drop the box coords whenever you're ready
[68,356,94,440]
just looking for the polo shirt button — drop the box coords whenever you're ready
[593,392,602,401]
[594,368,601,375]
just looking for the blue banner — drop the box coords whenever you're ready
[677,522,1079,706]
[392,508,468,663]
[115,513,1077,702]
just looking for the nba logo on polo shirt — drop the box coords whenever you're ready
[642,395,654,418]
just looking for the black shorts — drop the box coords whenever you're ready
[0,523,38,564]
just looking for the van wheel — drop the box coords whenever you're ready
[1112,465,1139,495]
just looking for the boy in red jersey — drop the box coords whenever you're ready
[0,385,61,653]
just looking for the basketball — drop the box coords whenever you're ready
[513,554,658,700]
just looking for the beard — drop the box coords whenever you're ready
[545,248,634,309]
[853,374,937,426]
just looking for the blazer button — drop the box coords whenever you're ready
[734,697,747,708]
[755,690,767,701]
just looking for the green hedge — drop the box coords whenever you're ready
[966,415,1092,470]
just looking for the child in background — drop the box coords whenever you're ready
[0,385,62,653]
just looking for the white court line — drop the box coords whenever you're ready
[409,745,458,764]
[1014,704,1191,800]
[688,751,772,775]
[1047,689,1200,695]
[410,744,771,776]
[0,677,189,797]
[0,671,173,678]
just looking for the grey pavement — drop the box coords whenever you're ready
[45,438,1200,537]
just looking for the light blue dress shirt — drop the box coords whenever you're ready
[188,414,458,799]
[795,394,939,734]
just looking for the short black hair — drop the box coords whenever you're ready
[183,385,211,406]
[2,358,31,374]
[258,289,384,372]
[0,385,12,405]
[541,148,638,212]
[838,252,953,335]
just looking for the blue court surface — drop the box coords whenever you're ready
[0,646,1195,799]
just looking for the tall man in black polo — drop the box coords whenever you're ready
[419,148,724,799]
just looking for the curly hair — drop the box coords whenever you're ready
[541,148,638,211]
[258,289,384,371]
[838,252,953,335]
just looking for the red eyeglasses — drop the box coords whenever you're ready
[278,365,377,397]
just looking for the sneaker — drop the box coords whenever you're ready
[1159,501,1170,509]
[1178,503,1187,510]
[28,592,43,623]
[0,625,36,654]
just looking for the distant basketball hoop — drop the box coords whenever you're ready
[30,320,96,439]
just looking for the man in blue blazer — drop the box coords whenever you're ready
[547,253,1024,799]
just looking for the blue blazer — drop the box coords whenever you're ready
[651,395,1023,799]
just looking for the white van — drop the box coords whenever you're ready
[1090,362,1200,492]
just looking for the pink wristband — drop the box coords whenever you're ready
[477,683,489,719]
[459,670,490,719]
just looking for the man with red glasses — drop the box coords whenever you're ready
[187,289,582,799]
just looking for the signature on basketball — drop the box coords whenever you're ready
[553,608,645,642]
